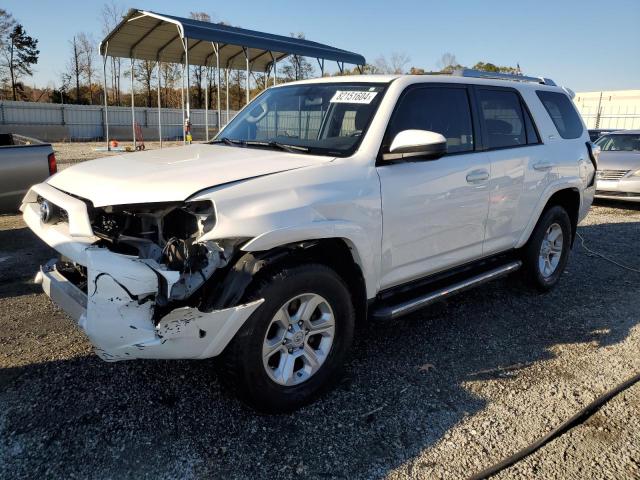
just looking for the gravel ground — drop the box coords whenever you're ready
[52,141,186,168]
[0,199,639,479]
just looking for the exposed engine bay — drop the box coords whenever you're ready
[85,199,238,307]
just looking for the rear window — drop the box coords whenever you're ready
[536,91,584,139]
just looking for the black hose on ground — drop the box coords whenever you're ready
[466,371,640,480]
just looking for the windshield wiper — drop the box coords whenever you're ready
[211,137,245,147]
[244,140,310,153]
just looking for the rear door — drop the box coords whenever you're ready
[376,84,491,289]
[474,86,545,255]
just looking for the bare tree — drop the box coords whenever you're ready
[281,33,315,81]
[189,12,212,109]
[374,52,410,74]
[66,36,83,103]
[77,33,96,104]
[436,52,460,73]
[101,1,125,105]
[135,60,156,106]
[160,62,180,108]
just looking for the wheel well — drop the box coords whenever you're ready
[202,238,368,324]
[543,188,580,245]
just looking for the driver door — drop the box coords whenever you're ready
[377,84,491,289]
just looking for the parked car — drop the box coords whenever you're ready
[0,133,56,213]
[588,128,621,142]
[593,130,640,201]
[21,71,596,412]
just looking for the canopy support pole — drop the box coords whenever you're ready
[181,65,185,144]
[102,42,109,151]
[184,37,191,144]
[214,43,221,133]
[337,61,344,74]
[205,64,209,142]
[317,58,325,77]
[225,67,229,126]
[244,47,250,105]
[269,52,277,87]
[157,60,162,148]
[130,57,136,150]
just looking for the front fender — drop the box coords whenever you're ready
[241,220,379,298]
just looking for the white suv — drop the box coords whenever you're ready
[22,70,597,412]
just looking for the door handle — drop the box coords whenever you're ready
[533,162,555,171]
[466,169,490,184]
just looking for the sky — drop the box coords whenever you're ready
[3,0,640,93]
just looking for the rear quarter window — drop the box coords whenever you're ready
[536,91,584,139]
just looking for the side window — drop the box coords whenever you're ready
[386,87,474,154]
[477,89,526,149]
[536,91,584,139]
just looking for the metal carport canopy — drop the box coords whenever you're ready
[99,9,366,69]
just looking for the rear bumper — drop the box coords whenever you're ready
[23,184,263,362]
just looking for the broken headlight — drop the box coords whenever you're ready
[90,200,216,268]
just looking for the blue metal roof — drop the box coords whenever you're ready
[99,9,365,70]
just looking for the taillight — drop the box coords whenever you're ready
[47,152,57,175]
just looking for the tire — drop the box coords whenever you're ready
[521,205,572,291]
[219,263,355,413]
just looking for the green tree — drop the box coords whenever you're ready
[472,61,519,74]
[2,23,39,101]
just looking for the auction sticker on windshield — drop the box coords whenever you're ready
[330,90,378,104]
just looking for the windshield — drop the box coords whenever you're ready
[595,134,640,152]
[214,83,387,156]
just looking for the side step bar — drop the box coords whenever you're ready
[372,260,522,321]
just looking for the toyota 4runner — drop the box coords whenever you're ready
[21,70,598,412]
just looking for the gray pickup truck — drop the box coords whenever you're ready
[0,133,56,213]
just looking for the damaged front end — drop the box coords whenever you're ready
[23,184,262,361]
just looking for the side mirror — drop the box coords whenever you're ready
[383,130,447,161]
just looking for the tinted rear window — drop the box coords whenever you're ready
[536,91,584,139]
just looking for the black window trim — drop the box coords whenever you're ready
[376,82,482,165]
[471,84,544,153]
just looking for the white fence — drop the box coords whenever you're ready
[0,101,237,141]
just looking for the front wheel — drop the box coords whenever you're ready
[521,205,572,291]
[219,263,355,413]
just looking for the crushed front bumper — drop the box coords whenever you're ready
[22,186,262,362]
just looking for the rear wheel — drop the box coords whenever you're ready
[219,263,355,413]
[521,205,572,291]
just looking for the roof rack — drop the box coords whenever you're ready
[452,68,557,87]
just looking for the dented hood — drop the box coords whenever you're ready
[47,144,333,207]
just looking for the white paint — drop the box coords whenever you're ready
[388,129,446,154]
[22,73,594,361]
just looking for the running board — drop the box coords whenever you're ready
[371,260,522,321]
